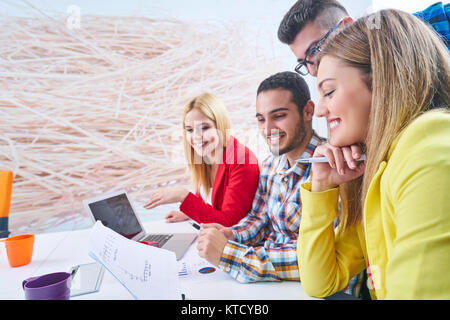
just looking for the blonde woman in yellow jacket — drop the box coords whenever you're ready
[297,9,450,300]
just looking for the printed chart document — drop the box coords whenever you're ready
[178,242,231,284]
[89,221,181,300]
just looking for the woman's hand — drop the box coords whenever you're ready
[143,187,189,209]
[165,210,189,223]
[311,143,366,192]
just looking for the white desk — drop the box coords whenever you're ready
[0,219,315,300]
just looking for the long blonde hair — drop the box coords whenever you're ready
[182,93,231,199]
[318,9,450,230]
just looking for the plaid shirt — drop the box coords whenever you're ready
[218,132,324,283]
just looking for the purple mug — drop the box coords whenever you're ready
[22,272,71,300]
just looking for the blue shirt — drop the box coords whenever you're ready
[414,2,450,49]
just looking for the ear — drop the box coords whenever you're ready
[303,100,315,122]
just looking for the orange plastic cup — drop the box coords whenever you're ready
[1,234,35,267]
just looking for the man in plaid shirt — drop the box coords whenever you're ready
[197,71,325,282]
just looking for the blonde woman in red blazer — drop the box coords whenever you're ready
[144,93,259,227]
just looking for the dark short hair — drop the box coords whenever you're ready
[257,71,311,115]
[278,0,348,44]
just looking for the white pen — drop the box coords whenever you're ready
[298,154,366,164]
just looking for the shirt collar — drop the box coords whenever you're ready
[276,131,323,176]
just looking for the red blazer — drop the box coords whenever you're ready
[179,136,259,227]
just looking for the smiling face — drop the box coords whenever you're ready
[316,55,372,146]
[256,89,307,156]
[184,108,221,159]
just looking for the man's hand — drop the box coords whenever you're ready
[197,228,228,266]
[201,223,234,240]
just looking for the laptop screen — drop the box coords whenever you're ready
[88,193,143,239]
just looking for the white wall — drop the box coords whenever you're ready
[1,0,435,138]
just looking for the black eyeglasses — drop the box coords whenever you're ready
[294,19,344,76]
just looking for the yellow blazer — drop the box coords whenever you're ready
[297,111,450,300]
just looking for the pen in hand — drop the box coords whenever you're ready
[297,154,366,164]
[189,221,202,230]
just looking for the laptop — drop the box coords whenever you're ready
[83,190,197,260]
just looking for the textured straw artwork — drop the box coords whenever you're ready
[0,6,281,234]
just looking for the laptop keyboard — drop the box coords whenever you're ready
[143,234,173,247]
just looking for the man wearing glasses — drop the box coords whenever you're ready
[278,0,353,77]
[278,0,449,77]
